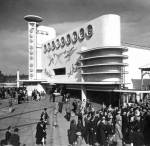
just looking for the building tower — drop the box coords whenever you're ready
[24,15,43,80]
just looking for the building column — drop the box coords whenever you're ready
[121,93,126,107]
[126,93,129,103]
[141,70,144,90]
[17,70,20,88]
[81,85,87,108]
[136,92,141,103]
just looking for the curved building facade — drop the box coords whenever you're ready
[23,14,150,105]
[41,14,127,88]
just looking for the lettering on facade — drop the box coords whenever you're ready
[43,24,93,53]
[64,47,76,62]
[44,68,52,78]
[67,57,81,77]
[48,57,54,66]
[47,46,77,66]
[28,22,36,79]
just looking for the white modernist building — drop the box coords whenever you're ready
[23,14,150,105]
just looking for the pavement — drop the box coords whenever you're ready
[0,95,90,146]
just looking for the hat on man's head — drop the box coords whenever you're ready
[14,127,19,132]
[76,132,81,136]
[117,110,121,114]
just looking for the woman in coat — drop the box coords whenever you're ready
[68,119,77,145]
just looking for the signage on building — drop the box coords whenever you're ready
[28,22,37,80]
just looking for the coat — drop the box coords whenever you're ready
[5,131,11,143]
[143,114,150,145]
[68,123,77,144]
[9,133,20,146]
[66,103,72,113]
[115,122,123,146]
[35,122,45,144]
[97,122,106,145]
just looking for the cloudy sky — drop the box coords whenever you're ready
[0,0,150,74]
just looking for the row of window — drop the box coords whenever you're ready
[43,24,93,54]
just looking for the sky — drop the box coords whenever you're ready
[0,0,150,74]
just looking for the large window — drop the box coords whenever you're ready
[54,68,66,75]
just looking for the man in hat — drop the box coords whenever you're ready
[9,127,20,146]
[35,119,46,146]
[41,108,49,125]
[97,116,107,146]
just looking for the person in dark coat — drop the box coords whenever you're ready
[143,113,150,146]
[9,128,20,146]
[68,119,77,145]
[52,93,55,102]
[66,101,72,121]
[83,114,91,144]
[76,119,84,138]
[5,126,12,144]
[122,111,129,144]
[132,114,144,146]
[89,113,97,146]
[49,90,53,102]
[72,99,77,113]
[58,101,63,113]
[35,120,45,145]
[97,117,107,146]
[40,108,49,124]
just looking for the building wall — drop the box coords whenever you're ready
[36,26,56,79]
[41,14,124,84]
[124,46,150,89]
[26,14,150,91]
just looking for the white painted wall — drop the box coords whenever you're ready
[41,14,122,82]
[36,26,56,80]
[124,46,150,89]
[100,14,121,46]
[37,26,56,45]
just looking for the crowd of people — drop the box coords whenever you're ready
[0,87,28,104]
[66,97,150,146]
[1,86,150,146]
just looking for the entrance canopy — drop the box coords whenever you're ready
[139,64,150,71]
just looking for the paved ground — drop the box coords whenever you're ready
[0,96,90,146]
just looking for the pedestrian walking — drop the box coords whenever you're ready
[68,119,77,146]
[35,120,46,146]
[58,101,63,113]
[41,108,49,125]
[8,98,13,113]
[66,101,72,121]
[53,102,59,127]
